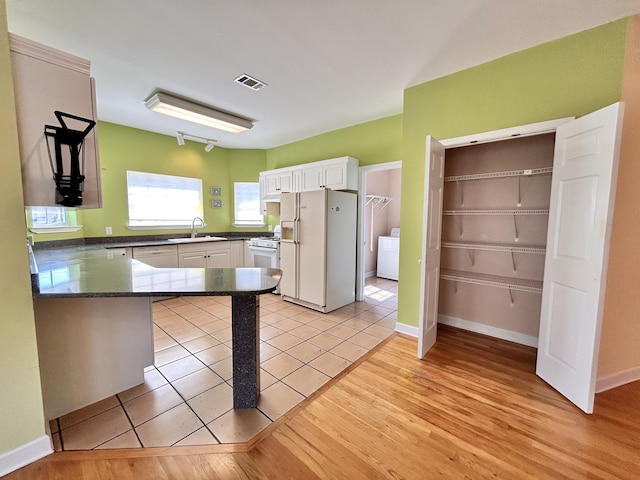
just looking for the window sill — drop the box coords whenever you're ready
[233,223,265,228]
[29,225,83,234]
[126,223,206,230]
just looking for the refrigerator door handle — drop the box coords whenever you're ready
[294,193,300,244]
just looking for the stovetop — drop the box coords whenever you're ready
[248,236,280,248]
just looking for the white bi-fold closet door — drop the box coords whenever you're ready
[418,102,625,413]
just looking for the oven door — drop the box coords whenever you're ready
[248,245,280,293]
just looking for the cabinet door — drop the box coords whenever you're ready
[278,172,294,193]
[207,250,231,268]
[178,252,207,268]
[323,163,349,190]
[230,240,244,267]
[11,36,101,208]
[264,174,281,196]
[301,166,323,191]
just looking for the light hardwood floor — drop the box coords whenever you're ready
[6,326,640,479]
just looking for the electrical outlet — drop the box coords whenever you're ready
[105,226,112,235]
[268,225,273,231]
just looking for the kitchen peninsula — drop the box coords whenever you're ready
[32,246,281,419]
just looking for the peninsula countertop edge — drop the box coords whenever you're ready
[32,246,282,298]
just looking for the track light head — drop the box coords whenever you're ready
[176,132,185,146]
[204,141,215,152]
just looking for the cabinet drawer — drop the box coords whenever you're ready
[177,240,229,254]
[132,245,177,257]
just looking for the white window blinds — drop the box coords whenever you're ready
[127,171,203,227]
[234,182,263,226]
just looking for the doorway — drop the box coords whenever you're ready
[356,161,402,302]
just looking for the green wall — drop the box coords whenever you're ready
[0,0,46,455]
[80,123,268,238]
[266,114,402,168]
[398,19,628,328]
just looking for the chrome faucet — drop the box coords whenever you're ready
[190,216,204,238]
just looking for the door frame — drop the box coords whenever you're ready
[356,160,402,301]
[418,117,573,352]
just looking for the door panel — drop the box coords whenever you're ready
[418,136,445,358]
[298,190,327,305]
[279,241,297,298]
[207,250,230,268]
[537,102,624,413]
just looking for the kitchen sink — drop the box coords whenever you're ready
[167,236,227,243]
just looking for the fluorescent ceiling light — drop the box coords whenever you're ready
[144,91,253,133]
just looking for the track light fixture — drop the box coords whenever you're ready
[175,132,218,153]
[145,90,253,133]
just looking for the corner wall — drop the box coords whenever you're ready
[0,0,49,469]
[598,15,640,380]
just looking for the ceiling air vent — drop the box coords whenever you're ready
[234,73,267,91]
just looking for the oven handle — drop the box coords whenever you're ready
[248,245,278,253]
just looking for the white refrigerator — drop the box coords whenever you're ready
[279,189,357,313]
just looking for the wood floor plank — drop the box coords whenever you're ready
[4,326,640,479]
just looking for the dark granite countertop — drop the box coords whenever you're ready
[33,248,281,298]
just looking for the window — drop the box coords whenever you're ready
[234,182,263,227]
[127,171,203,228]
[31,207,66,226]
[27,207,82,233]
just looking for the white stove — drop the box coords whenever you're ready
[247,227,281,293]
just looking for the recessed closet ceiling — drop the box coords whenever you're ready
[6,0,640,149]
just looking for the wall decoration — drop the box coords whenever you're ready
[211,187,221,196]
[212,199,222,208]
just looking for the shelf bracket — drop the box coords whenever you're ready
[466,248,475,267]
[508,287,515,306]
[513,215,519,243]
[456,180,464,207]
[510,249,516,272]
[457,216,463,238]
[517,176,522,207]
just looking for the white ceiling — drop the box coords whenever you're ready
[6,1,640,149]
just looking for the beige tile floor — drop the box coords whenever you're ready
[48,277,398,450]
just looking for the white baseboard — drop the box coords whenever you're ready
[0,435,52,477]
[596,366,640,393]
[395,322,418,338]
[365,270,376,279]
[438,314,539,348]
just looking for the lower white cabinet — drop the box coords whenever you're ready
[178,241,231,268]
[132,240,245,269]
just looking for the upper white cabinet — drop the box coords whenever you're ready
[261,169,294,199]
[260,156,358,201]
[10,34,102,208]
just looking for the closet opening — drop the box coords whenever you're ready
[438,133,555,347]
